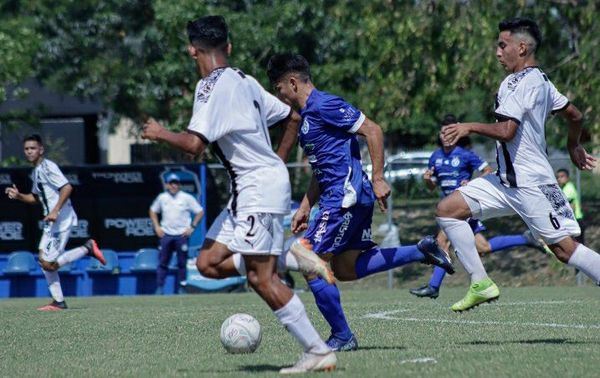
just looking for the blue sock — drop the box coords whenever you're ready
[428,266,446,290]
[308,277,353,341]
[355,245,424,279]
[488,235,528,253]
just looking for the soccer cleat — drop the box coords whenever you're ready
[279,351,337,374]
[85,239,106,265]
[326,334,358,352]
[417,235,455,274]
[409,285,439,299]
[37,300,67,311]
[289,239,336,284]
[451,278,500,312]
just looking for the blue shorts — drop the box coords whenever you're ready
[468,218,487,234]
[304,205,377,255]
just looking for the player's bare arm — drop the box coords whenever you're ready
[274,110,301,162]
[559,103,598,171]
[44,183,73,222]
[5,184,38,204]
[142,117,207,156]
[184,209,204,237]
[423,167,437,191]
[441,120,518,146]
[292,174,320,234]
[356,117,390,212]
[149,209,164,238]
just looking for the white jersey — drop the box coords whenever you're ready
[187,67,292,214]
[150,190,203,235]
[31,159,77,232]
[493,67,569,188]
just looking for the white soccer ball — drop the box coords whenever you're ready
[220,313,262,354]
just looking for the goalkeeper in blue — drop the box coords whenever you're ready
[409,114,544,299]
[266,53,454,352]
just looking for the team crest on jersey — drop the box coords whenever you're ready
[301,119,310,134]
[451,156,460,167]
[196,68,226,104]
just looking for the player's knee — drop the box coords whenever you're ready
[196,253,218,278]
[40,259,58,272]
[245,271,270,293]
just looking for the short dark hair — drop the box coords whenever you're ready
[266,53,311,84]
[187,15,228,49]
[557,168,570,177]
[498,17,542,52]
[23,134,43,145]
[440,113,458,126]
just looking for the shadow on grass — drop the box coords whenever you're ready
[461,338,599,346]
[358,345,406,351]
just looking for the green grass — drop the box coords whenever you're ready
[2,287,599,377]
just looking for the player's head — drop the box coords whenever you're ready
[266,53,312,108]
[438,114,459,147]
[556,168,570,185]
[186,16,231,75]
[497,17,541,72]
[23,134,44,164]
[166,173,181,193]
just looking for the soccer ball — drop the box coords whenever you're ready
[220,313,262,354]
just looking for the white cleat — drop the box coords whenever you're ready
[279,351,337,374]
[289,239,336,284]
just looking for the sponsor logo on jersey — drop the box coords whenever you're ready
[105,218,154,236]
[301,119,310,134]
[361,228,372,241]
[313,210,330,243]
[0,222,24,240]
[333,212,353,247]
[435,158,442,166]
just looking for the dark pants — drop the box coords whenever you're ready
[157,234,188,287]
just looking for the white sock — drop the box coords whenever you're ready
[437,217,488,283]
[43,270,64,302]
[232,254,246,275]
[568,244,600,285]
[274,294,330,354]
[277,250,299,272]
[56,246,88,267]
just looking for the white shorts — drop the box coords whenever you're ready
[205,209,284,255]
[458,175,580,245]
[38,222,73,262]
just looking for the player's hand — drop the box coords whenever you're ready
[5,184,19,199]
[155,227,165,238]
[568,144,597,171]
[441,123,469,146]
[142,117,164,141]
[373,177,391,212]
[183,227,194,237]
[291,207,310,234]
[423,167,435,181]
[43,209,58,222]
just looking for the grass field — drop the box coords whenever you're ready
[2,287,599,377]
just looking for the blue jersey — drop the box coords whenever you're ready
[429,146,488,197]
[299,89,375,209]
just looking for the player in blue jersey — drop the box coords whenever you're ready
[266,53,454,351]
[410,114,545,299]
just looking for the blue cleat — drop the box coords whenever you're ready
[326,334,358,352]
[417,235,455,274]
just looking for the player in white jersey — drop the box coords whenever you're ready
[4,134,106,311]
[141,16,336,373]
[435,17,599,312]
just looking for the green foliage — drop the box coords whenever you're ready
[7,0,598,148]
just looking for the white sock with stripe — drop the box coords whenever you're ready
[43,270,64,302]
[568,244,600,285]
[437,216,488,283]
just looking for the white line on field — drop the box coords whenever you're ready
[363,312,600,330]
[400,357,437,364]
